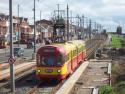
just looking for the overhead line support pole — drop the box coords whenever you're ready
[18,4,20,47]
[67,4,69,41]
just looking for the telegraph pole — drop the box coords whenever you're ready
[80,17,82,39]
[77,15,80,27]
[67,4,69,41]
[40,10,41,21]
[70,11,72,40]
[94,22,96,30]
[89,19,92,39]
[18,4,20,47]
[82,15,84,39]
[9,0,15,92]
[94,22,96,34]
[40,10,42,43]
[77,15,80,39]
[57,4,60,20]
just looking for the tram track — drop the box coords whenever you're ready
[0,68,35,89]
[24,36,105,94]
[25,80,61,94]
[0,35,107,94]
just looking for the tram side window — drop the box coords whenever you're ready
[57,54,64,65]
[82,45,85,50]
[69,52,72,60]
[72,50,76,57]
[80,47,83,52]
[79,46,83,53]
[72,50,74,57]
[65,53,69,62]
[83,46,85,50]
[78,48,80,53]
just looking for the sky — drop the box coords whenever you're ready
[0,0,125,33]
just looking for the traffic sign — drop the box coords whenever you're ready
[8,57,15,64]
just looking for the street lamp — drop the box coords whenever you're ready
[9,0,15,93]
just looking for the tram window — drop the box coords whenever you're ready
[65,55,68,62]
[69,53,71,60]
[57,54,64,65]
[41,57,55,65]
[79,47,83,52]
[73,50,75,56]
[78,48,80,53]
[72,51,74,56]
[72,50,76,56]
[80,47,82,52]
[65,53,69,62]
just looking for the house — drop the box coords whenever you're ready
[28,25,40,43]
[0,13,32,46]
[0,13,8,48]
[19,17,31,43]
[36,19,53,42]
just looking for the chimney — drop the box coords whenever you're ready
[20,17,23,23]
[24,18,28,22]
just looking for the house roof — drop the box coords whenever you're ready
[20,22,30,28]
[0,21,7,27]
[36,19,53,26]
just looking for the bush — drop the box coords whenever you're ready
[114,81,125,94]
[99,85,115,94]
[112,63,120,75]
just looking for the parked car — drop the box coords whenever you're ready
[27,42,34,49]
[14,47,24,57]
[95,48,102,58]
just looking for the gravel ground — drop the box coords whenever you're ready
[0,73,62,94]
[0,71,36,94]
[33,79,62,94]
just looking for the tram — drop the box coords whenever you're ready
[36,40,86,80]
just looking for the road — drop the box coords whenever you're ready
[0,43,42,63]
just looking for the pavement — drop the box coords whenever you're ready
[69,59,110,94]
[56,61,89,94]
[56,59,110,94]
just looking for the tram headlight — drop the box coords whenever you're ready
[37,69,41,73]
[57,69,61,73]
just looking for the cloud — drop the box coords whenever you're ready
[103,0,125,5]
[0,0,125,33]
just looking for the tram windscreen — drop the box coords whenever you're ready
[38,47,64,66]
[40,48,55,66]
[41,56,55,66]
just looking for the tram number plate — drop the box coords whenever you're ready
[45,69,53,73]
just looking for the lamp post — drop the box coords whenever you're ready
[32,0,40,59]
[34,0,36,54]
[9,0,15,93]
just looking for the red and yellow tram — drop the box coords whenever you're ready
[36,40,86,80]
